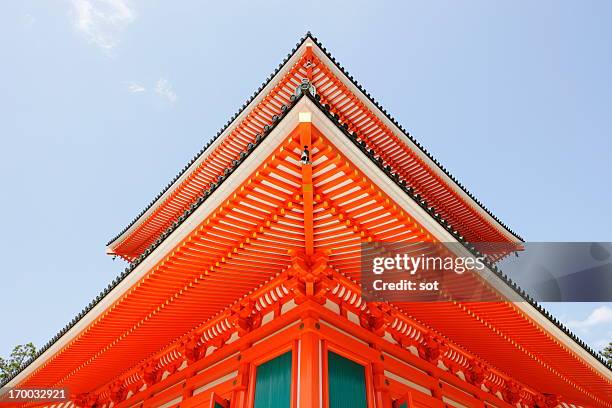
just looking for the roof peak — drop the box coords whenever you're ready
[107,32,522,258]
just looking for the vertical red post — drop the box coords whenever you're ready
[297,313,321,408]
[372,361,391,408]
[231,347,250,408]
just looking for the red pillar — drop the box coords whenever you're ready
[231,347,250,408]
[297,315,321,408]
[372,361,392,408]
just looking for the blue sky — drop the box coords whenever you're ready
[1,1,611,360]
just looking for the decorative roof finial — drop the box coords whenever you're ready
[295,78,316,97]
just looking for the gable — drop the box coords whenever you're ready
[107,34,521,261]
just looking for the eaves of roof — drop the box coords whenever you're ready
[5,84,608,389]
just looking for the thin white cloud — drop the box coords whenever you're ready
[155,78,178,104]
[69,0,135,52]
[128,82,146,93]
[568,306,612,329]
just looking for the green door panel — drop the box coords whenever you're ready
[327,351,367,408]
[253,351,292,408]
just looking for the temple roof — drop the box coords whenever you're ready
[3,34,611,407]
[106,32,522,261]
[3,91,611,404]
